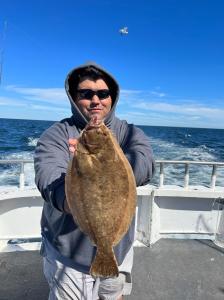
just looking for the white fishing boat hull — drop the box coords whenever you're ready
[1,184,224,252]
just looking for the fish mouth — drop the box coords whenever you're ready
[85,116,103,131]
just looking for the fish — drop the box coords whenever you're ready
[65,116,137,277]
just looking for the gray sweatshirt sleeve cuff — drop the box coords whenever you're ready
[53,182,66,212]
[43,175,66,212]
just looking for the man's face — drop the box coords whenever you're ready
[75,79,112,121]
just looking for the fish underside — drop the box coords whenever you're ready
[65,117,136,278]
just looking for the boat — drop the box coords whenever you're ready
[0,159,224,299]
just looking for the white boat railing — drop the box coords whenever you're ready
[0,159,224,190]
[1,159,224,251]
[0,159,33,190]
[156,160,224,190]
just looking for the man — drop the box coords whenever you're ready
[34,62,155,300]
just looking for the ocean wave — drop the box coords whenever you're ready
[0,121,223,189]
[27,137,39,147]
[151,163,224,187]
[150,136,218,162]
[0,152,35,187]
[149,136,224,186]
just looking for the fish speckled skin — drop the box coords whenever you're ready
[65,118,136,277]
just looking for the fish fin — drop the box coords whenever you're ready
[90,246,119,278]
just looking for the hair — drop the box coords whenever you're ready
[69,66,116,103]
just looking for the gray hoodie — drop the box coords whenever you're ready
[34,62,155,273]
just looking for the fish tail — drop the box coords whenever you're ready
[90,246,119,278]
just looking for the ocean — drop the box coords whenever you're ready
[0,118,224,188]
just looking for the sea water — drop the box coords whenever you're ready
[0,118,224,188]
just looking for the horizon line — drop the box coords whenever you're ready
[0,117,223,130]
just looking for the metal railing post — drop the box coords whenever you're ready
[184,163,189,189]
[0,159,223,190]
[19,162,25,190]
[211,164,217,190]
[159,162,164,188]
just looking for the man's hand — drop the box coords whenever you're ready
[68,138,78,154]
[64,138,78,214]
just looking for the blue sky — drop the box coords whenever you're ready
[0,0,224,128]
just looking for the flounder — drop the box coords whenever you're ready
[65,117,136,277]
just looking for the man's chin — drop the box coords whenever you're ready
[88,112,105,121]
[89,111,102,119]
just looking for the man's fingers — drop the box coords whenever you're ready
[69,146,76,153]
[69,138,78,146]
[68,138,78,154]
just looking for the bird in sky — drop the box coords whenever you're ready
[119,27,128,35]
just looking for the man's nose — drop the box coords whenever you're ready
[91,94,100,104]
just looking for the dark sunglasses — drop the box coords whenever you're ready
[77,89,110,100]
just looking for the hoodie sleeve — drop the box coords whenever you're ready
[122,124,155,186]
[34,123,70,212]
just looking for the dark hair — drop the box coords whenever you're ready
[69,67,106,99]
[69,66,116,103]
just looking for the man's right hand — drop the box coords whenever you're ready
[64,138,78,214]
[68,138,78,154]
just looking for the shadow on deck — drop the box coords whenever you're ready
[0,239,224,300]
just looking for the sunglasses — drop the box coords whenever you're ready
[77,89,110,100]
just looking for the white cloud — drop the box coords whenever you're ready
[120,89,142,95]
[30,104,70,112]
[132,101,224,119]
[117,90,224,128]
[2,85,224,128]
[119,88,167,105]
[5,85,67,103]
[150,91,166,97]
[0,96,27,107]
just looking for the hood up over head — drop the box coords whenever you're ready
[65,62,119,129]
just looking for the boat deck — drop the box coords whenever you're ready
[0,239,224,300]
